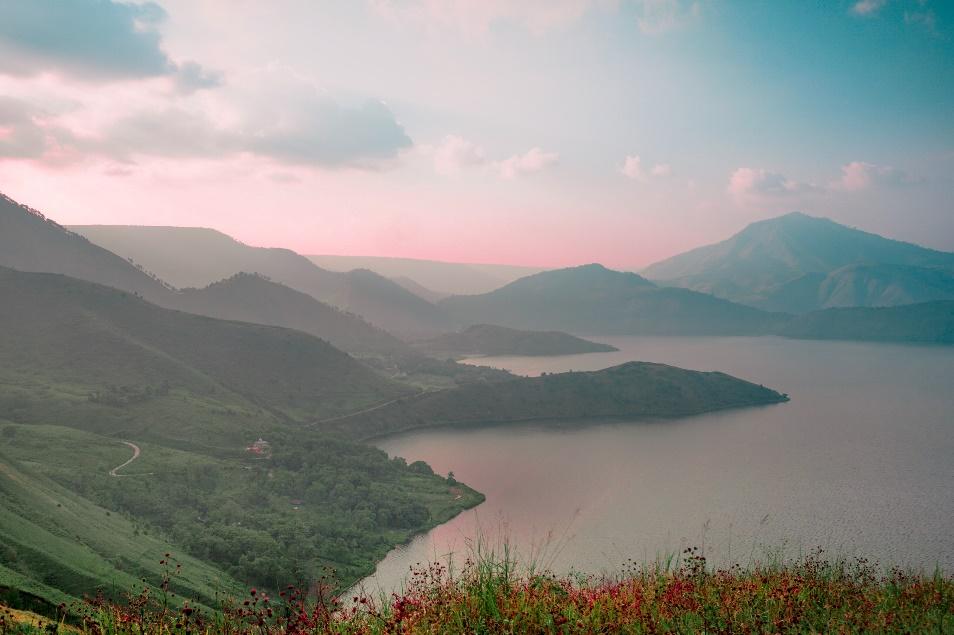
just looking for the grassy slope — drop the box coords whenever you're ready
[0,444,241,612]
[322,361,788,440]
[416,324,618,357]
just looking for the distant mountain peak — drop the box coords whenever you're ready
[641,212,954,312]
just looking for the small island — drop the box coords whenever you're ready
[416,323,619,357]
[321,361,789,440]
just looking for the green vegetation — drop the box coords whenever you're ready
[0,267,481,601]
[5,549,952,633]
[1,424,482,597]
[321,362,788,440]
[0,267,409,442]
[0,443,241,613]
[417,324,618,357]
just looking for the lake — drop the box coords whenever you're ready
[357,336,954,595]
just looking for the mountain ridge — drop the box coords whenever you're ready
[641,212,954,312]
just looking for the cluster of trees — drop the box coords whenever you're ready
[55,435,453,590]
[86,382,171,406]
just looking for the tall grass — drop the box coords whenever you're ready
[3,545,952,633]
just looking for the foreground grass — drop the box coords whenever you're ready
[4,549,952,634]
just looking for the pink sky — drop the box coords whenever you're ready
[1,1,951,268]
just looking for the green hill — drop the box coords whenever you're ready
[778,301,954,343]
[170,272,409,355]
[0,440,241,613]
[320,361,788,440]
[440,264,785,336]
[417,324,618,357]
[0,267,409,443]
[642,212,954,312]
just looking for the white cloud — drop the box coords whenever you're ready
[620,155,672,180]
[904,9,937,33]
[833,161,911,191]
[620,155,645,179]
[498,147,559,178]
[851,0,888,16]
[433,134,485,175]
[727,167,814,201]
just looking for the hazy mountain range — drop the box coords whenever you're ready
[69,224,452,337]
[4,192,953,346]
[642,212,954,313]
[440,264,788,336]
[306,254,545,296]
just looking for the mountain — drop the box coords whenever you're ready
[321,361,789,440]
[815,264,954,308]
[418,324,618,357]
[641,212,954,312]
[0,266,409,444]
[390,275,450,303]
[170,272,409,355]
[306,254,546,296]
[69,225,452,337]
[0,193,171,303]
[778,301,954,343]
[439,264,786,336]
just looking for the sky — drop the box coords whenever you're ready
[0,0,952,268]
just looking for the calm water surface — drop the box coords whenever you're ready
[358,336,954,595]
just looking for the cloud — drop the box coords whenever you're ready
[247,97,412,167]
[0,0,172,79]
[498,147,559,178]
[0,96,79,165]
[174,61,224,94]
[433,135,486,175]
[833,161,911,191]
[620,155,672,180]
[727,167,815,201]
[904,9,937,33]
[620,155,645,179]
[0,0,225,89]
[851,0,888,16]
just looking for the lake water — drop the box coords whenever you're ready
[357,336,954,595]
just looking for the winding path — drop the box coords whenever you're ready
[308,392,425,427]
[108,441,142,477]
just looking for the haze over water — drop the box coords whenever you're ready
[360,336,954,595]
